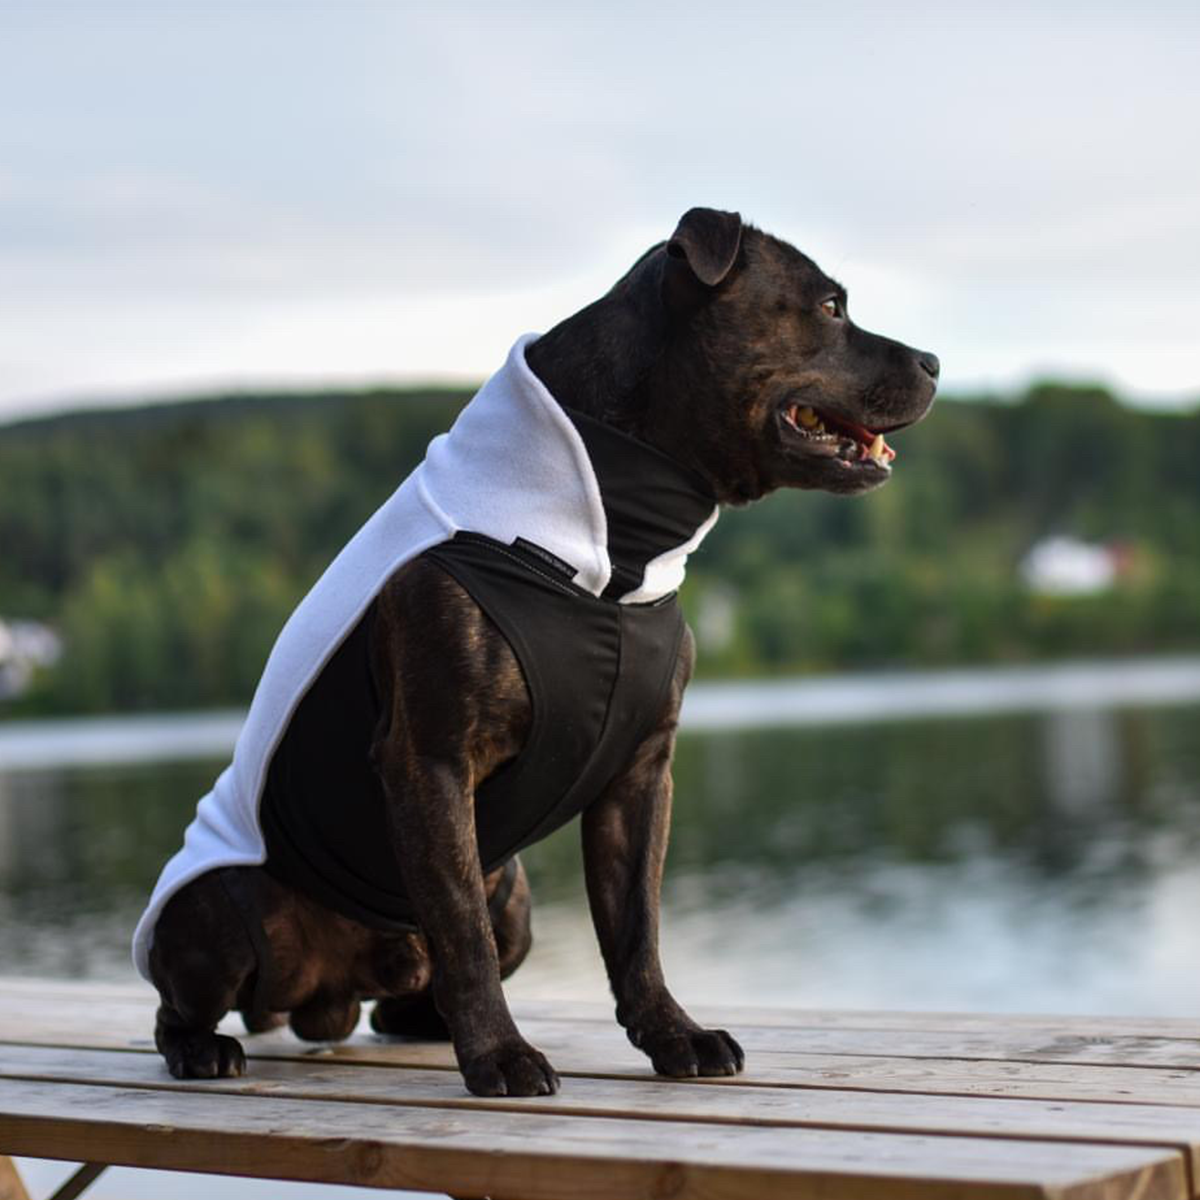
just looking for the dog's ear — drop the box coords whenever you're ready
[666,208,742,287]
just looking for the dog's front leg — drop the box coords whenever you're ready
[581,633,744,1078]
[382,755,558,1096]
[371,564,558,1098]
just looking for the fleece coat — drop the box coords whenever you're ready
[133,333,719,979]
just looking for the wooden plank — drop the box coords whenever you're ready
[11,979,1200,1041]
[15,1021,1200,1114]
[10,982,1200,1071]
[259,1040,1200,1113]
[0,1077,1186,1200]
[243,1014,1200,1077]
[4,1043,1200,1182]
[11,984,1200,1073]
[509,1016,1200,1072]
[17,1029,1200,1115]
[511,997,1200,1039]
[678,1052,1200,1108]
[9,979,1200,1106]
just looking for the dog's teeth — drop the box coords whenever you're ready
[798,406,819,428]
[868,433,885,462]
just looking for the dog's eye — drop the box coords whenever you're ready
[820,298,841,319]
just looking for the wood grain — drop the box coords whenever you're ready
[4,1044,1200,1177]
[9,979,1200,1039]
[3,980,1200,1199]
[9,985,1200,1070]
[11,993,1200,1111]
[0,1077,1186,1200]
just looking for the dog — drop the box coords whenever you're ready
[136,207,938,1097]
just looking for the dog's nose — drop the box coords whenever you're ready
[918,352,940,380]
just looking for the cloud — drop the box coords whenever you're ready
[1,0,1197,417]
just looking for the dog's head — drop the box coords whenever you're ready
[612,208,939,504]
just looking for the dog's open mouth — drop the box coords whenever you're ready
[782,403,896,470]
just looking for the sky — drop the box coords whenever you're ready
[0,0,1198,422]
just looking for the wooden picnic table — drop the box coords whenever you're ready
[3,977,1200,1199]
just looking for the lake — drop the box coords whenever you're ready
[3,657,1200,1017]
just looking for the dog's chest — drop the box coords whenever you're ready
[427,532,686,856]
[259,533,684,931]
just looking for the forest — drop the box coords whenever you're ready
[2,378,1198,714]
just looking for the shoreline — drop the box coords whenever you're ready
[3,653,1200,770]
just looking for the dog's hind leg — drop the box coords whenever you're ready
[371,991,449,1039]
[153,954,250,1079]
[371,858,531,1042]
[149,872,255,1079]
[493,856,533,981]
[289,993,361,1041]
[155,997,247,1079]
[242,1008,288,1034]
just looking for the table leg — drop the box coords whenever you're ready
[46,1164,106,1200]
[0,1160,108,1200]
[0,1158,32,1200]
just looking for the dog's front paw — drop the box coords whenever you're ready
[461,1039,560,1097]
[635,1026,744,1078]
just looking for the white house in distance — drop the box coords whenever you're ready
[1020,536,1127,596]
[0,618,62,699]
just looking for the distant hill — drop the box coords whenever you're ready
[2,380,1198,714]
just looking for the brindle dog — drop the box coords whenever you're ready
[150,207,939,1097]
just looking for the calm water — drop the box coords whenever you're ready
[2,665,1200,1016]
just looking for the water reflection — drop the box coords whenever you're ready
[1041,708,1118,820]
[1,703,1199,1013]
[0,760,217,977]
